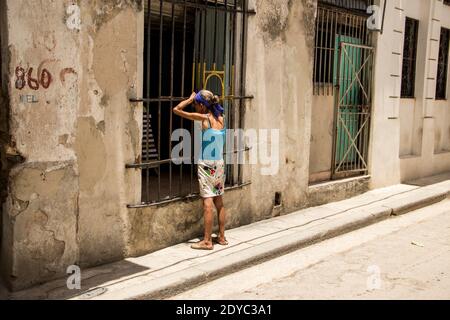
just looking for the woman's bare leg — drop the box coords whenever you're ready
[213,196,228,245]
[203,198,214,244]
[191,198,214,250]
[192,198,214,250]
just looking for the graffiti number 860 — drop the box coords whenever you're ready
[15,66,52,90]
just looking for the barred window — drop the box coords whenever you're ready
[313,0,372,96]
[436,27,450,100]
[401,17,419,98]
[128,0,252,207]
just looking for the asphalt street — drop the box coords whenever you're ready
[172,199,450,300]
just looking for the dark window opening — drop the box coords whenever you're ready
[436,27,449,100]
[274,192,282,207]
[132,0,251,207]
[401,17,419,98]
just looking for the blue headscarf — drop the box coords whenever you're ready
[194,92,225,119]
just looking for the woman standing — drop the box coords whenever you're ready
[173,90,228,250]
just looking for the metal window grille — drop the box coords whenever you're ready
[436,27,450,100]
[401,17,419,98]
[313,1,372,96]
[127,0,253,208]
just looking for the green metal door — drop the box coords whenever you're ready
[332,41,374,179]
[333,36,362,166]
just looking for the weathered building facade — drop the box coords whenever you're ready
[0,0,449,291]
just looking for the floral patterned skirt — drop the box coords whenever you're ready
[198,159,226,198]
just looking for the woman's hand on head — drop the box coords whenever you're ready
[188,92,197,103]
[173,92,208,122]
[174,93,195,113]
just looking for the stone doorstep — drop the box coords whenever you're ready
[7,181,450,300]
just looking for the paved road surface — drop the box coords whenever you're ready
[171,199,450,300]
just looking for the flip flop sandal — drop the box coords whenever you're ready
[212,237,229,246]
[191,242,214,250]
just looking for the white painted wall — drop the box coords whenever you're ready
[370,0,450,187]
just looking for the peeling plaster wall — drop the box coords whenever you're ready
[75,0,142,268]
[6,162,78,288]
[0,0,142,290]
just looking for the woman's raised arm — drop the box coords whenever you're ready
[173,92,208,122]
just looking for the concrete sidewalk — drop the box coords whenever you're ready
[4,175,450,300]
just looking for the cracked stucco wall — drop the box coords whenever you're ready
[0,0,318,290]
[0,0,142,290]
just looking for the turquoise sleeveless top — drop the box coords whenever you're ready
[200,116,226,161]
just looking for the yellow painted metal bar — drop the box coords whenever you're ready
[192,62,195,92]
